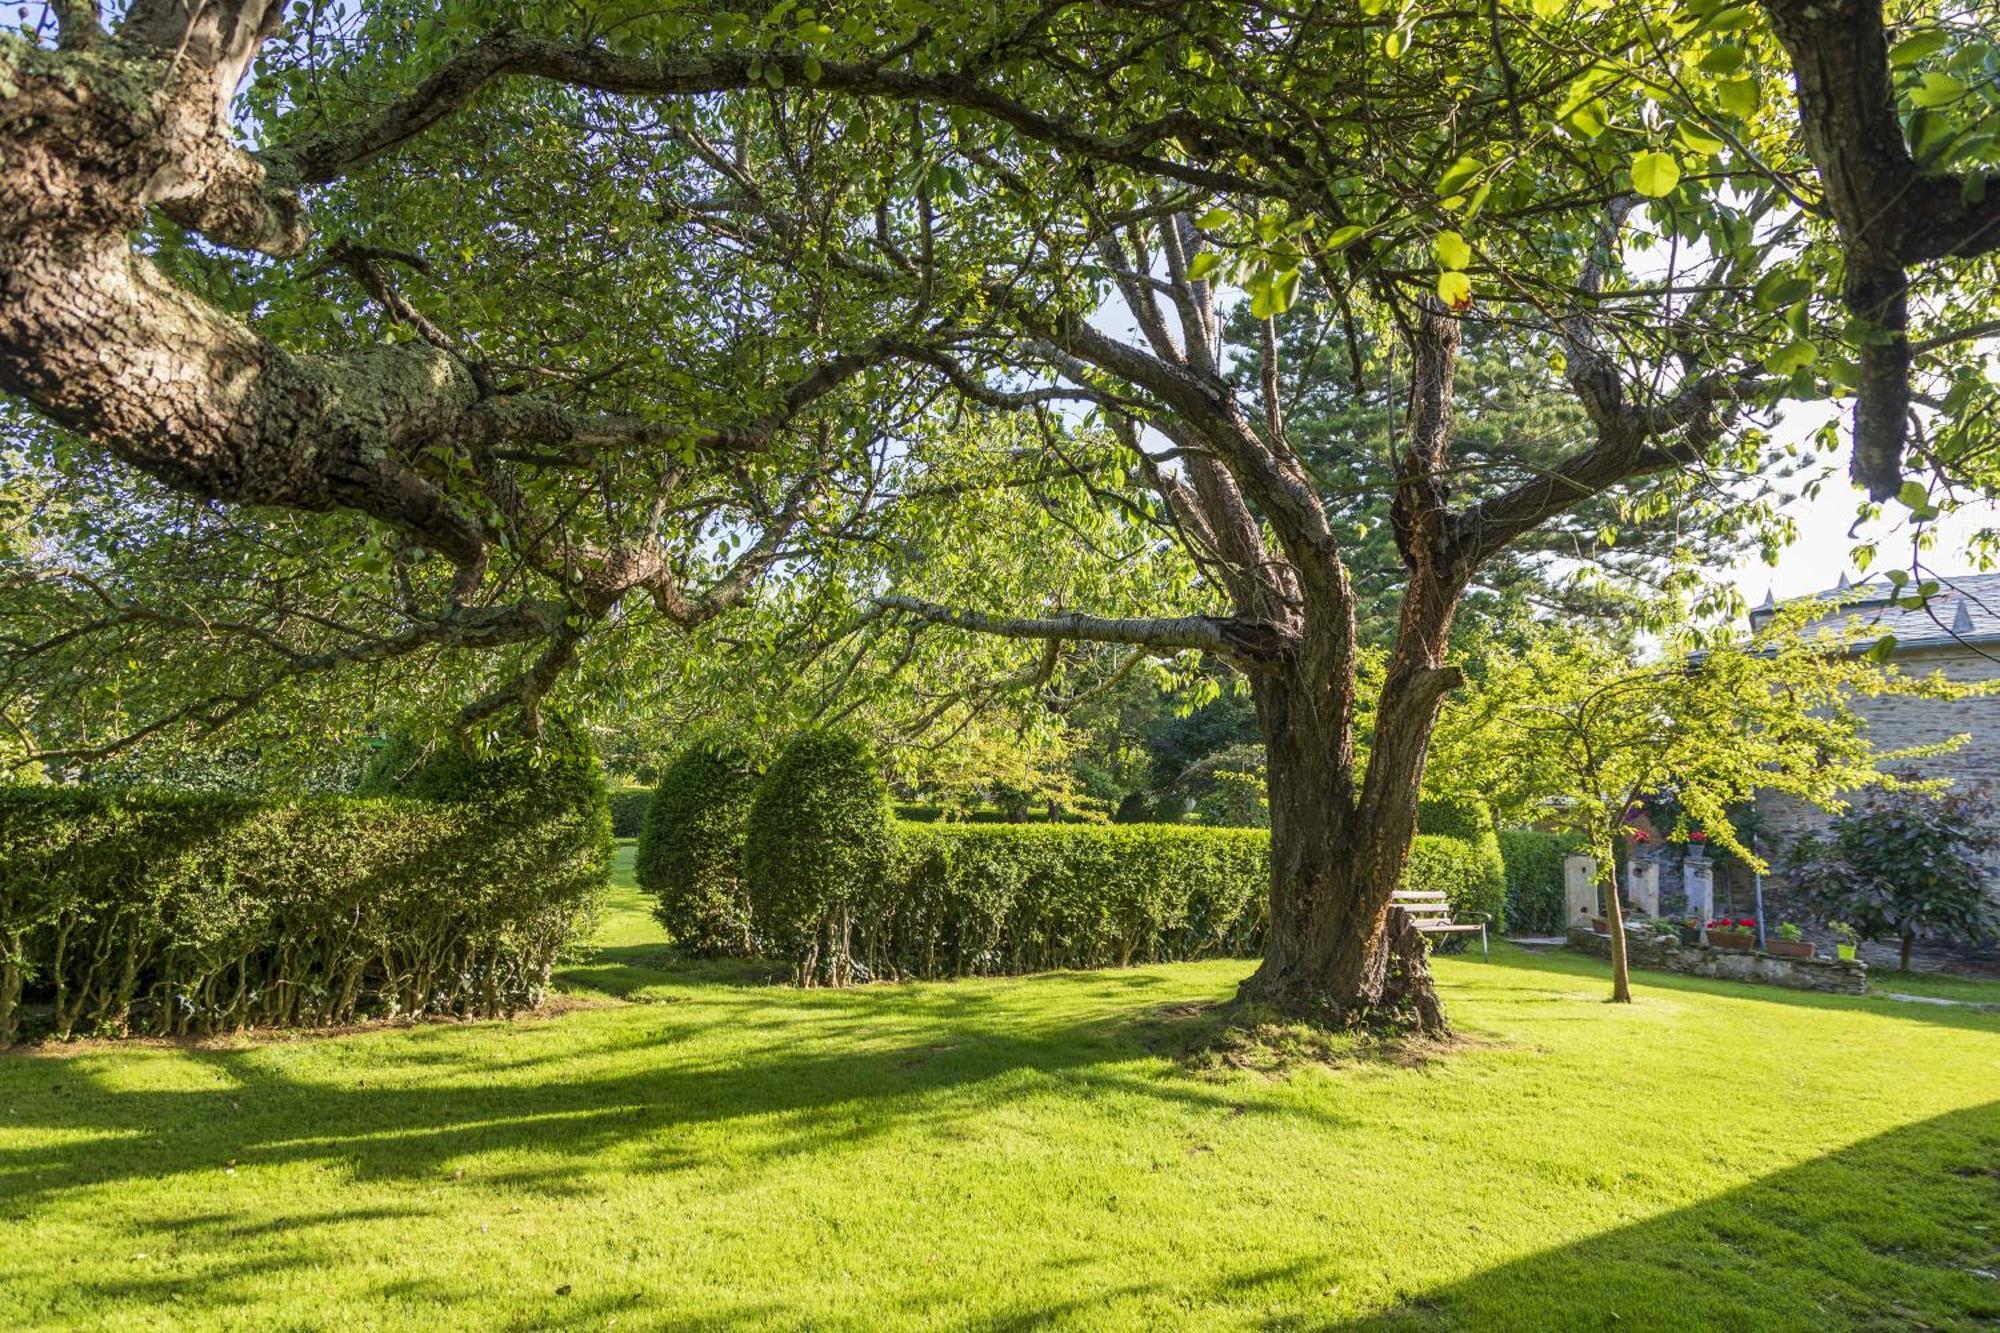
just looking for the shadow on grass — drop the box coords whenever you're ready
[1346,1100,2000,1330]
[0,967,1324,1219]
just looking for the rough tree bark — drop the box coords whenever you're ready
[1757,0,2000,499]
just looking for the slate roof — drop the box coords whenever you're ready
[1748,571,2000,652]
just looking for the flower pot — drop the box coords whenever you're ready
[1766,939,1814,959]
[1707,930,1755,951]
[1836,943,1858,962]
[1677,925,1701,946]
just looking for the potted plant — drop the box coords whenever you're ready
[1705,917,1757,949]
[1828,921,1861,962]
[1766,922,1815,959]
[1676,915,1702,945]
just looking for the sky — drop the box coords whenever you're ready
[1721,398,1999,608]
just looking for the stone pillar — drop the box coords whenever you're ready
[1564,853,1600,930]
[1683,858,1714,922]
[1626,858,1660,918]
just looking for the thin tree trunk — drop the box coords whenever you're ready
[1604,859,1632,1003]
[1899,932,1912,973]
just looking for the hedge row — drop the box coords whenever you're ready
[1497,829,1575,934]
[608,786,652,839]
[638,732,1510,983]
[852,822,1270,981]
[0,742,610,1046]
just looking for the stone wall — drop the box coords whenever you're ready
[1565,926,1868,996]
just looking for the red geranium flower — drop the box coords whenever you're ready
[1690,830,1707,842]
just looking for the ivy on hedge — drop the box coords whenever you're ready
[638,739,758,956]
[0,733,611,1046]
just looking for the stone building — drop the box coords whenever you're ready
[1750,572,2000,931]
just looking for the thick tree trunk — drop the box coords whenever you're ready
[1233,662,1449,1035]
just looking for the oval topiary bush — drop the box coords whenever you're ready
[744,731,892,985]
[637,738,759,956]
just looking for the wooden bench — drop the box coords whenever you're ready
[1390,888,1489,959]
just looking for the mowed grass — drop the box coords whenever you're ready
[2,844,1996,1331]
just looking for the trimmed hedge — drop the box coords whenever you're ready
[1404,834,1505,949]
[637,739,758,956]
[744,732,893,985]
[1497,829,1574,935]
[608,786,652,839]
[1415,797,1507,943]
[861,823,1269,979]
[0,739,610,1046]
[746,812,1499,983]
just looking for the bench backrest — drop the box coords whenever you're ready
[1390,889,1454,922]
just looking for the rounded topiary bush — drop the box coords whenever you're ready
[637,739,759,956]
[744,730,892,985]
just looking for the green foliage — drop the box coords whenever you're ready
[1417,796,1494,844]
[637,739,759,957]
[1789,785,2000,959]
[1497,829,1576,935]
[608,786,652,839]
[746,808,1506,980]
[743,732,893,984]
[859,823,1269,980]
[1404,834,1505,949]
[0,753,611,1046]
[1415,798,1507,941]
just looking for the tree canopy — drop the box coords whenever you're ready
[8,0,2000,1025]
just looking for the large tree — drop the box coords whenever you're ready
[7,0,1999,1031]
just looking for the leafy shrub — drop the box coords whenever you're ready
[1789,783,2000,970]
[638,739,758,956]
[1403,833,1505,949]
[608,786,652,839]
[1497,829,1574,934]
[744,732,893,985]
[855,823,1269,979]
[0,734,611,1046]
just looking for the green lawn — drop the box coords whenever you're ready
[2,843,1996,1330]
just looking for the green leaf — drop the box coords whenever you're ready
[1753,272,1812,310]
[1436,155,1483,198]
[1432,230,1472,270]
[1698,44,1745,75]
[1195,207,1232,230]
[1718,76,1760,119]
[1909,72,1966,108]
[1325,223,1368,250]
[1437,270,1473,308]
[1890,31,1952,67]
[1763,340,1818,374]
[1897,480,1930,510]
[1188,251,1222,281]
[1631,150,1682,197]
